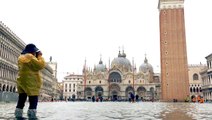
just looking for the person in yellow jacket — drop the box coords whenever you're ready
[14,43,45,119]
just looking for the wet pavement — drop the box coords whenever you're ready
[1,101,212,120]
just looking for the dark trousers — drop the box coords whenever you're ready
[16,93,38,109]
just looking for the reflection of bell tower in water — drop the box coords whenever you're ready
[158,0,189,101]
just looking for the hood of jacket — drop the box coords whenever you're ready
[18,53,36,63]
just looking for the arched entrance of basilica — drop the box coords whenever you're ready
[108,71,122,101]
[111,90,118,101]
[137,86,146,101]
[95,86,104,97]
[125,86,134,100]
[110,84,120,101]
[84,87,92,100]
[149,87,155,101]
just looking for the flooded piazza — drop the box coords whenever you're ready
[1,101,212,120]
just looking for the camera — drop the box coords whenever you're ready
[35,51,41,58]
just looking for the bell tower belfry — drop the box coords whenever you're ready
[158,0,189,101]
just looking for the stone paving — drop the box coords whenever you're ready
[1,101,212,120]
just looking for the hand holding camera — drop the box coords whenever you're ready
[36,51,42,58]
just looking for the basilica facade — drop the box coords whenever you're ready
[77,50,160,101]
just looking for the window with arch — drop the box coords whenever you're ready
[109,72,122,83]
[13,86,16,92]
[2,84,5,91]
[193,73,199,80]
[190,87,192,93]
[6,85,9,91]
[193,87,196,92]
[10,86,13,92]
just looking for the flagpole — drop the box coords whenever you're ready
[83,58,87,99]
[108,57,110,100]
[132,57,135,91]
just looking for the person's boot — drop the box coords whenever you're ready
[27,109,37,119]
[14,108,23,118]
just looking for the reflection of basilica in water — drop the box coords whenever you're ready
[78,50,161,101]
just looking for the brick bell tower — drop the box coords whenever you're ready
[158,0,189,101]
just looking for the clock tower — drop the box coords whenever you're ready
[158,0,189,101]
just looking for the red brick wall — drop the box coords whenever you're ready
[160,8,189,102]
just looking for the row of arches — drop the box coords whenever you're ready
[0,83,16,92]
[84,84,155,101]
[0,35,21,64]
[190,87,202,93]
[202,74,212,86]
[0,62,18,81]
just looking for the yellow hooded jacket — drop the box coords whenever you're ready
[17,53,46,96]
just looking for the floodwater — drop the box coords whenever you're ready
[1,101,212,120]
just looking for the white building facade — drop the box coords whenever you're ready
[63,74,83,100]
[188,64,207,99]
[46,60,61,100]
[201,53,212,102]
[0,21,25,101]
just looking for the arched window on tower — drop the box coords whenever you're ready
[193,73,199,80]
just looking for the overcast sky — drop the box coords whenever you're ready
[0,0,211,81]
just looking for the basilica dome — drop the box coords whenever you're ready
[139,57,153,73]
[95,58,106,72]
[111,50,132,72]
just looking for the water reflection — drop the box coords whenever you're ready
[160,103,195,120]
[1,102,212,120]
